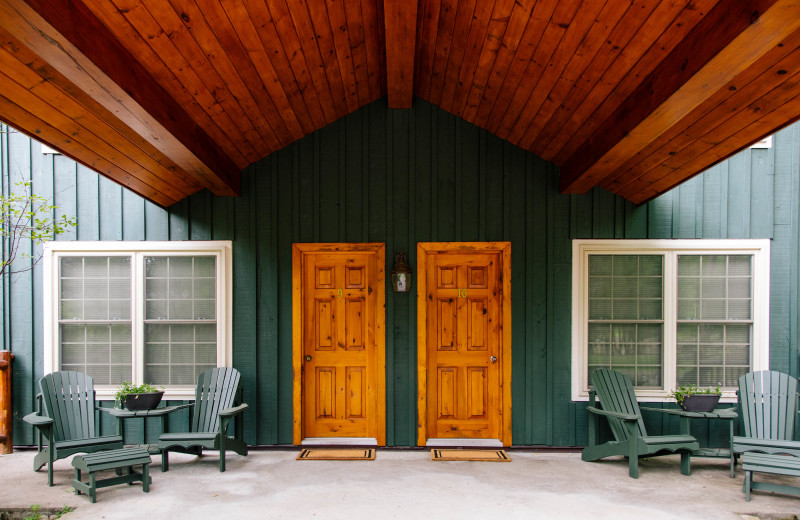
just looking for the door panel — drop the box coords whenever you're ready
[418,243,511,445]
[428,253,499,439]
[293,244,385,443]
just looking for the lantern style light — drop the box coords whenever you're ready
[391,252,412,293]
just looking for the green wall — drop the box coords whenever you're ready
[2,99,799,447]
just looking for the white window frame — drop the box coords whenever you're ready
[43,241,233,400]
[571,239,770,402]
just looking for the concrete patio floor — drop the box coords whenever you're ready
[2,448,800,519]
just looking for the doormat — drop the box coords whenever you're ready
[431,449,511,462]
[296,448,376,461]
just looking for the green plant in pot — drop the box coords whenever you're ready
[114,381,165,411]
[669,383,722,412]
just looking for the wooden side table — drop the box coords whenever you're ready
[100,405,192,457]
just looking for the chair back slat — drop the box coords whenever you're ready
[39,371,96,442]
[591,369,646,442]
[192,367,241,433]
[739,370,798,441]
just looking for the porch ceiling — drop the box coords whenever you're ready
[1,0,799,206]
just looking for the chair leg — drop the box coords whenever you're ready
[47,443,54,487]
[625,423,639,479]
[680,451,691,476]
[219,435,226,472]
[142,464,150,493]
[745,470,752,501]
[161,450,169,472]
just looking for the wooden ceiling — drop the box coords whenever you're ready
[1,0,799,206]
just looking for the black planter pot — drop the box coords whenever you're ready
[679,394,721,412]
[122,391,164,411]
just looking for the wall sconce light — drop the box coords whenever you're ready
[391,252,412,293]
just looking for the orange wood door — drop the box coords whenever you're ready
[424,251,503,440]
[297,246,384,440]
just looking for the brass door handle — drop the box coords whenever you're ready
[490,356,497,363]
[306,355,312,361]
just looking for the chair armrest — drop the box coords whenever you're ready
[22,412,53,428]
[219,403,249,418]
[586,406,639,422]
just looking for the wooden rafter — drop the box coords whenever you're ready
[10,0,240,198]
[383,0,418,108]
[558,0,792,195]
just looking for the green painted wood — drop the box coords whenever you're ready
[5,100,800,449]
[168,198,189,241]
[188,190,212,241]
[737,370,797,442]
[701,164,722,238]
[158,367,248,472]
[23,371,123,485]
[583,369,698,478]
[122,189,145,241]
[256,156,278,444]
[508,143,527,443]
[145,201,169,241]
[53,156,77,242]
[8,129,34,445]
[728,152,751,239]
[98,176,122,241]
[232,166,257,444]
[383,108,395,446]
[592,188,615,238]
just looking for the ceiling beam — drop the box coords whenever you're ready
[4,0,240,197]
[383,0,418,108]
[559,0,795,195]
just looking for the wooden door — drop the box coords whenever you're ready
[292,244,385,444]
[417,243,511,445]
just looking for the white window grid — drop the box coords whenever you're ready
[571,239,770,402]
[43,241,233,400]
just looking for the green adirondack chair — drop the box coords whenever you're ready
[158,367,249,472]
[22,371,123,486]
[733,370,800,465]
[582,368,699,478]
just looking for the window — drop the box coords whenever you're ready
[44,241,232,399]
[572,240,770,401]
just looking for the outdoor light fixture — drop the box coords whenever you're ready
[391,252,412,293]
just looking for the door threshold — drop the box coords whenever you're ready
[425,438,503,448]
[301,437,378,446]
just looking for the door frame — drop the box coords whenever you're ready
[416,242,512,446]
[292,243,386,445]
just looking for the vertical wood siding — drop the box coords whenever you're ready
[1,100,798,447]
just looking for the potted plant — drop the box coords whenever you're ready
[114,381,164,411]
[669,384,722,412]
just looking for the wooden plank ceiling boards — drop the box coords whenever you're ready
[1,0,799,205]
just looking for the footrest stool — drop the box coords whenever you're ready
[742,452,800,501]
[71,447,152,503]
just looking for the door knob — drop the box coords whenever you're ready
[490,355,497,363]
[306,355,312,361]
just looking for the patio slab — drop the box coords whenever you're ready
[2,449,800,519]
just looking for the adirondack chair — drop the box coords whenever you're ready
[733,370,800,466]
[22,371,123,486]
[158,367,249,472]
[582,368,699,478]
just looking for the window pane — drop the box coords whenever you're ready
[59,256,132,384]
[145,256,217,321]
[677,255,752,389]
[675,323,750,388]
[587,323,662,389]
[678,255,752,321]
[587,254,663,389]
[144,323,217,385]
[60,323,131,384]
